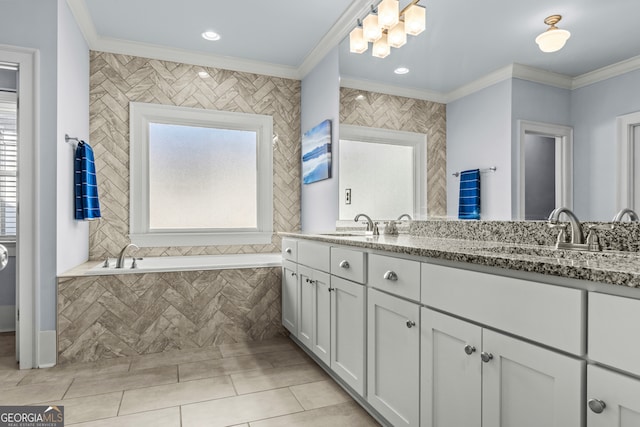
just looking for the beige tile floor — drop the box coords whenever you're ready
[0,334,380,426]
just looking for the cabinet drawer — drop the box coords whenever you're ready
[589,293,640,376]
[298,240,330,272]
[421,263,585,355]
[331,247,366,284]
[281,238,297,262]
[369,254,420,302]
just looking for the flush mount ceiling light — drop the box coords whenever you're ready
[535,15,571,53]
[394,66,410,74]
[349,0,425,57]
[201,30,221,41]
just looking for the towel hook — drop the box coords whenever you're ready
[65,134,81,146]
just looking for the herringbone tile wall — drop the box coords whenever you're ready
[340,88,447,217]
[88,52,301,260]
[57,268,285,363]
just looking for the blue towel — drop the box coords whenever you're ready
[74,141,101,220]
[458,169,480,220]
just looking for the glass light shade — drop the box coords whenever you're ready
[404,5,426,36]
[349,27,368,53]
[372,34,390,58]
[388,21,406,48]
[535,28,571,53]
[378,0,399,29]
[363,13,382,42]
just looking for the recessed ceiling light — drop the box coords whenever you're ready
[394,67,410,75]
[198,71,210,78]
[201,31,220,41]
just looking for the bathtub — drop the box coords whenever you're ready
[85,253,282,275]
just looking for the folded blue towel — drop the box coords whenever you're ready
[74,141,101,220]
[458,169,480,220]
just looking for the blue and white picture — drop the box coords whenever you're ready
[302,119,332,184]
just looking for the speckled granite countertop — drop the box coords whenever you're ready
[280,232,640,289]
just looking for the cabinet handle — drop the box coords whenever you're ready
[383,270,398,281]
[406,320,416,328]
[588,399,606,414]
[285,248,292,254]
[464,345,476,355]
[339,260,350,269]
[480,352,493,363]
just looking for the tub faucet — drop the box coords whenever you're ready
[612,208,639,222]
[547,207,586,250]
[116,243,139,268]
[354,213,379,236]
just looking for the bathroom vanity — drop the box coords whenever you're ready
[280,227,640,427]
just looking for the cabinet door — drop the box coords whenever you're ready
[482,329,584,427]
[298,265,314,349]
[331,276,365,396]
[367,288,420,427]
[281,261,298,334]
[587,365,640,427]
[421,308,481,427]
[312,270,331,366]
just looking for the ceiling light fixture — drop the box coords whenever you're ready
[201,31,221,41]
[535,15,570,53]
[349,0,425,58]
[394,67,410,75]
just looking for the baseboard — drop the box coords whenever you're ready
[0,305,15,332]
[38,330,57,368]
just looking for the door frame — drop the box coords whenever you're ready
[517,120,573,220]
[616,111,640,212]
[0,44,39,369]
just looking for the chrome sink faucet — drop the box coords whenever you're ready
[547,207,587,250]
[116,243,139,268]
[354,213,379,236]
[612,208,639,222]
[397,213,412,220]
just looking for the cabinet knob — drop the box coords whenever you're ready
[339,260,350,269]
[406,320,416,328]
[464,345,476,355]
[383,270,398,281]
[328,287,334,292]
[588,399,606,414]
[480,352,493,363]
[285,248,292,254]
[290,272,296,277]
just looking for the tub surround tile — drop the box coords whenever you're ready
[289,380,352,410]
[249,401,380,427]
[230,363,327,395]
[69,406,181,427]
[119,376,236,415]
[180,388,304,427]
[45,392,122,425]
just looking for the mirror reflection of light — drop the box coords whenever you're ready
[394,67,410,75]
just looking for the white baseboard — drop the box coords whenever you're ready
[0,305,15,332]
[38,330,57,368]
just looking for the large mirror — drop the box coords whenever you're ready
[337,0,640,221]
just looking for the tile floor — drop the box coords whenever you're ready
[0,333,379,426]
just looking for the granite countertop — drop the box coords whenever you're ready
[280,232,640,289]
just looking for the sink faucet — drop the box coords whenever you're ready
[354,213,379,236]
[116,243,139,268]
[397,213,412,220]
[548,207,586,250]
[612,208,639,222]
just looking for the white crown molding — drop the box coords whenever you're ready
[511,63,573,90]
[572,54,640,90]
[66,0,99,46]
[340,76,448,104]
[445,64,514,103]
[298,0,372,79]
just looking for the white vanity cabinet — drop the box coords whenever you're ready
[367,288,420,427]
[297,264,331,365]
[586,365,640,426]
[281,259,298,334]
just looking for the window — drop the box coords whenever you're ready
[0,92,17,240]
[130,102,273,246]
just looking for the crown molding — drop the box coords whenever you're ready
[511,63,573,90]
[340,76,448,104]
[66,0,99,46]
[572,54,640,90]
[445,64,514,103]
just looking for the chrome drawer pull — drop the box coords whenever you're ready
[383,270,398,281]
[339,260,350,269]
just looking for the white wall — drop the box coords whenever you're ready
[56,0,90,275]
[300,47,340,232]
[571,69,640,220]
[446,79,512,220]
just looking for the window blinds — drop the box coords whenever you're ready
[0,92,17,239]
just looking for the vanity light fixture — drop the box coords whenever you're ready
[394,66,410,74]
[201,30,221,41]
[535,15,571,53]
[349,0,425,58]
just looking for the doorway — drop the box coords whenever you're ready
[518,121,574,221]
[616,111,640,213]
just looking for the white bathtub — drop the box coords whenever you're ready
[85,253,282,275]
